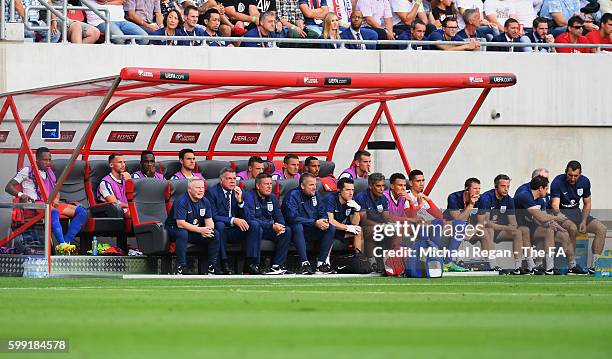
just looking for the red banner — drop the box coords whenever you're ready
[170,132,200,144]
[231,132,261,145]
[108,131,138,143]
[0,131,9,143]
[291,132,320,144]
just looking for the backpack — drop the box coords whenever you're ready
[404,238,444,278]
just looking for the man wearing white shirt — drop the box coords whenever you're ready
[357,0,395,45]
[484,0,517,32]
[390,0,429,36]
[82,0,149,44]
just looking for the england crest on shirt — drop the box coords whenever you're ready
[471,208,478,215]
[345,208,351,216]
[377,204,383,213]
[200,208,206,217]
[312,197,318,206]
[267,201,274,212]
[500,206,507,213]
[577,188,583,196]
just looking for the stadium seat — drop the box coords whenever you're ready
[197,160,232,179]
[126,178,170,254]
[160,160,182,180]
[168,179,189,207]
[125,160,141,174]
[205,178,220,192]
[318,161,335,177]
[316,179,333,201]
[276,179,299,203]
[53,159,90,207]
[238,179,256,193]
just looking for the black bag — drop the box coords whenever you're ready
[333,250,373,274]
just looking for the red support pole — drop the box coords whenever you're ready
[358,102,385,151]
[424,88,491,195]
[327,100,379,160]
[381,101,412,174]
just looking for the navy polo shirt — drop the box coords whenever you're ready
[478,189,514,225]
[444,190,479,223]
[550,174,591,210]
[354,190,388,223]
[165,193,213,228]
[326,192,356,225]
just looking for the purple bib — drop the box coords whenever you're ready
[133,170,164,180]
[98,174,127,204]
[271,169,300,180]
[28,167,56,201]
[172,171,204,180]
[340,165,368,180]
[383,189,407,218]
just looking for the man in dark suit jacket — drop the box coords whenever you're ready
[205,167,260,274]
[526,17,555,52]
[339,10,378,50]
[488,18,530,52]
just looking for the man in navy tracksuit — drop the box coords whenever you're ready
[206,167,260,274]
[244,173,291,275]
[282,173,335,274]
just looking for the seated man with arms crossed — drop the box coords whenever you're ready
[326,178,363,252]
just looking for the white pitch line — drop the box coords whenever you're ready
[0,286,610,297]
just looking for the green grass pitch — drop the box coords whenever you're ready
[0,276,610,358]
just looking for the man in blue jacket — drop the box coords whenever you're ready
[206,167,260,274]
[340,10,378,50]
[282,173,335,274]
[244,173,292,275]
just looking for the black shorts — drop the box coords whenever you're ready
[562,209,595,226]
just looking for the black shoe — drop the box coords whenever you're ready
[544,268,562,275]
[281,266,295,275]
[208,265,217,275]
[266,265,287,275]
[492,266,503,272]
[245,263,262,275]
[300,261,314,275]
[317,263,333,274]
[510,267,532,275]
[531,266,545,275]
[568,265,588,275]
[588,267,595,275]
[221,261,233,275]
[177,265,193,275]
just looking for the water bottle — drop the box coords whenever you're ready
[92,236,98,256]
[22,257,32,278]
[36,258,49,278]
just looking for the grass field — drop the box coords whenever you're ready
[0,276,610,359]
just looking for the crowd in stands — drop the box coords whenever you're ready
[3,0,611,51]
[5,147,608,276]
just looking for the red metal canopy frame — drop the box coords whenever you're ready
[0,68,516,259]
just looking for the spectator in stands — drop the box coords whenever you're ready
[282,173,336,274]
[554,15,591,53]
[477,174,532,275]
[585,12,612,52]
[514,175,571,275]
[206,167,259,274]
[455,0,497,37]
[326,178,363,252]
[484,0,517,33]
[526,16,556,52]
[277,0,308,40]
[161,0,180,17]
[242,11,283,47]
[512,0,538,32]
[298,0,329,36]
[406,169,443,220]
[540,0,582,37]
[201,8,234,46]
[456,8,489,40]
[244,173,292,274]
[354,172,390,269]
[430,0,457,28]
[390,0,430,38]
[223,0,259,35]
[272,153,301,180]
[427,16,481,50]
[398,18,427,49]
[550,161,608,274]
[82,0,149,45]
[319,12,342,48]
[489,18,532,52]
[126,0,164,35]
[601,0,612,16]
[444,177,501,270]
[304,156,321,177]
[358,0,395,44]
[179,5,208,45]
[256,0,277,12]
[5,147,88,255]
[5,0,61,42]
[132,150,164,179]
[150,8,184,45]
[237,156,265,180]
[165,177,220,275]
[51,0,101,44]
[171,148,204,179]
[339,10,378,50]
[97,153,130,214]
[339,150,371,180]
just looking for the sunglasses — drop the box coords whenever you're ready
[444,26,459,29]
[571,25,584,29]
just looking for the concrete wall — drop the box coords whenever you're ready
[1,43,611,213]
